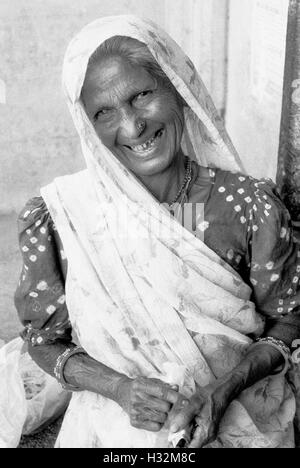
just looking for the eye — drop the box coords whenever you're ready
[135,90,153,101]
[94,108,113,122]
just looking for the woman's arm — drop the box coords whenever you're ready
[28,340,129,401]
[169,301,300,447]
[29,340,180,432]
[168,338,286,447]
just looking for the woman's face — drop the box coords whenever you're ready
[81,55,185,177]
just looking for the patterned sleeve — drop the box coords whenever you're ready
[14,197,72,346]
[246,179,300,343]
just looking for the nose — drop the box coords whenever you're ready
[118,106,145,141]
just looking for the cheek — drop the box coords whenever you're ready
[165,105,185,138]
[146,98,184,129]
[94,124,116,149]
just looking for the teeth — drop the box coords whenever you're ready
[130,130,163,152]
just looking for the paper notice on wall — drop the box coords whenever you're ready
[250,0,289,104]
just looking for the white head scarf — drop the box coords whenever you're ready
[62,14,245,208]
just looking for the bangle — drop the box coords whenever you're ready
[54,346,86,391]
[251,336,291,376]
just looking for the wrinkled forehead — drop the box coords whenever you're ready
[62,15,185,105]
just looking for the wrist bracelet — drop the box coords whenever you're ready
[251,336,291,376]
[54,346,86,391]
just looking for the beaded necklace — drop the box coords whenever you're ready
[169,156,192,207]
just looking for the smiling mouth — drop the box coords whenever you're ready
[124,129,164,153]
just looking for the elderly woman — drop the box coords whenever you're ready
[15,15,300,448]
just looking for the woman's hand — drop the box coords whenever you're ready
[167,342,287,447]
[116,376,182,432]
[167,379,238,448]
[62,340,284,441]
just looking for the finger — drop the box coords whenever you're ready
[131,418,162,432]
[142,408,168,424]
[143,381,179,404]
[131,399,169,424]
[188,422,211,448]
[133,378,169,397]
[132,394,171,414]
[139,394,172,413]
[131,403,168,424]
[131,400,168,422]
[168,399,199,433]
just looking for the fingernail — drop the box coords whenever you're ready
[171,385,178,390]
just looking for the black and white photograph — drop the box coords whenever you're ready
[1,0,300,451]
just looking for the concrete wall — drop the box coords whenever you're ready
[164,0,228,113]
[226,0,288,180]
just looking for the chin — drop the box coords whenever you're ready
[130,155,175,178]
[111,145,173,175]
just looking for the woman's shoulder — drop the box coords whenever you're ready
[192,163,276,192]
[213,167,274,189]
[210,168,292,234]
[212,168,284,207]
[18,196,53,235]
[191,163,282,208]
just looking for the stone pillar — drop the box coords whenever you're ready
[277,0,300,222]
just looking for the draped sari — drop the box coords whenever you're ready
[41,15,295,448]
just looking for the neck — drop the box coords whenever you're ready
[138,151,186,203]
